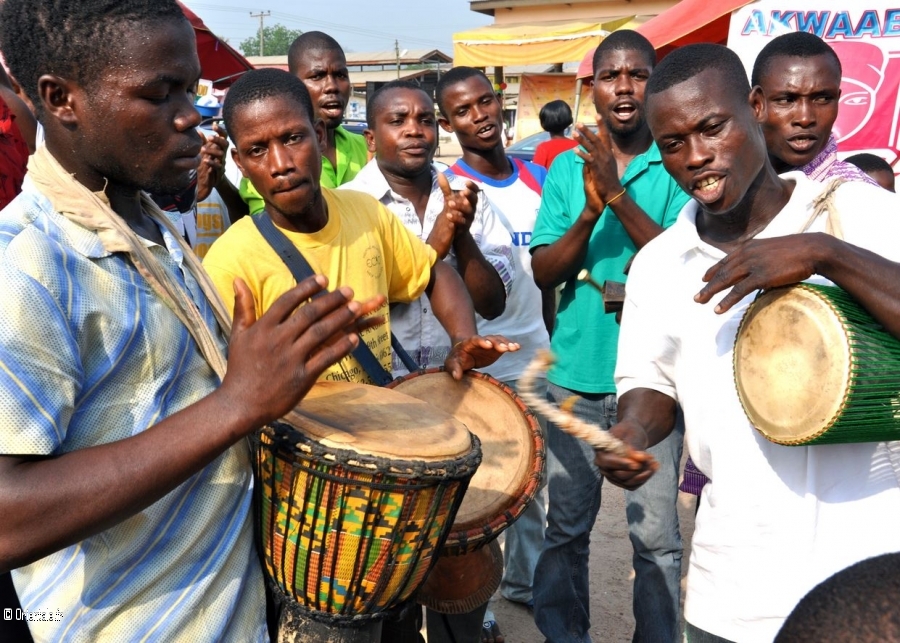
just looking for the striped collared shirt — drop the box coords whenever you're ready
[0,178,266,642]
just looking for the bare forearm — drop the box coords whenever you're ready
[452,232,506,319]
[608,197,664,250]
[428,261,478,342]
[817,236,900,339]
[0,389,257,571]
[617,388,677,449]
[541,286,556,337]
[531,210,598,289]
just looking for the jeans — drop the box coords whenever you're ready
[683,621,736,643]
[426,603,489,643]
[627,409,685,643]
[500,377,548,605]
[533,383,684,643]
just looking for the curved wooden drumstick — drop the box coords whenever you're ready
[518,349,631,456]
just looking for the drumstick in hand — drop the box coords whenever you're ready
[518,349,631,457]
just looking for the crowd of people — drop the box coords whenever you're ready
[1,1,900,642]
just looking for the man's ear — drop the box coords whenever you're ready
[230,146,248,178]
[438,115,453,133]
[38,74,79,128]
[750,85,767,123]
[364,127,376,155]
[314,117,327,153]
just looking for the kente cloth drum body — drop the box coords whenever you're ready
[388,369,545,554]
[734,283,900,446]
[252,381,481,624]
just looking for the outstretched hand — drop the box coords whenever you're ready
[427,173,480,259]
[695,233,829,313]
[593,420,659,490]
[444,334,520,380]
[221,275,386,427]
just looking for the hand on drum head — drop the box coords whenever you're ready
[695,234,827,314]
[222,275,386,428]
[445,334,520,380]
[593,421,659,490]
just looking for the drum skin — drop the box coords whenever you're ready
[735,284,900,445]
[388,369,545,554]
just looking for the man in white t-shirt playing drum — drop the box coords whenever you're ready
[596,43,900,643]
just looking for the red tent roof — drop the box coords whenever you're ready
[637,0,754,51]
[178,2,253,86]
[576,0,753,79]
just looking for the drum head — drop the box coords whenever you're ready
[389,370,539,537]
[735,286,851,444]
[282,381,472,460]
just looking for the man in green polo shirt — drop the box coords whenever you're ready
[529,30,690,643]
[239,31,367,214]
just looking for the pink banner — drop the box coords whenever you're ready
[729,1,900,170]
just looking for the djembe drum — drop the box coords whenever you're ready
[252,381,482,642]
[734,283,900,446]
[388,369,544,613]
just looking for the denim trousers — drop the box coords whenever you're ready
[533,383,684,643]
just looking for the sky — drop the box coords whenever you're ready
[181,0,493,56]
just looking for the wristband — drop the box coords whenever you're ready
[605,188,627,206]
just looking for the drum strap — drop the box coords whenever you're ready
[252,211,411,386]
[802,178,845,240]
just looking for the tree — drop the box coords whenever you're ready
[240,24,303,57]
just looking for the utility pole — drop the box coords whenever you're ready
[395,39,401,79]
[250,10,271,56]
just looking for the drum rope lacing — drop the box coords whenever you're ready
[260,422,483,479]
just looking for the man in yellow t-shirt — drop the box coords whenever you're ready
[205,68,518,386]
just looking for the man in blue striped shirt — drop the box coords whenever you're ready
[0,1,378,641]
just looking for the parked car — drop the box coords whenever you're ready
[505,131,551,162]
[505,125,595,163]
[343,119,368,136]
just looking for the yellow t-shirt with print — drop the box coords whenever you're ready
[203,187,437,384]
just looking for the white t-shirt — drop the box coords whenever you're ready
[616,172,900,642]
[448,157,550,381]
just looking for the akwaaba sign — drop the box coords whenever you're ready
[728,0,900,169]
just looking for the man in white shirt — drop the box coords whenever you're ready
[597,43,900,643]
[343,79,514,643]
[344,80,514,376]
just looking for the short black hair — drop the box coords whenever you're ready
[751,31,842,86]
[0,0,187,117]
[539,100,573,135]
[223,68,315,142]
[775,553,900,643]
[646,43,750,109]
[366,80,431,129]
[844,152,893,175]
[435,66,492,116]
[288,31,345,75]
[592,30,656,77]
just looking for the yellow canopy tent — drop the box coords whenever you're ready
[453,17,637,68]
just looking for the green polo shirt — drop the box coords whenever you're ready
[530,143,689,394]
[238,125,369,215]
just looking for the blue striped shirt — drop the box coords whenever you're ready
[0,178,267,642]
